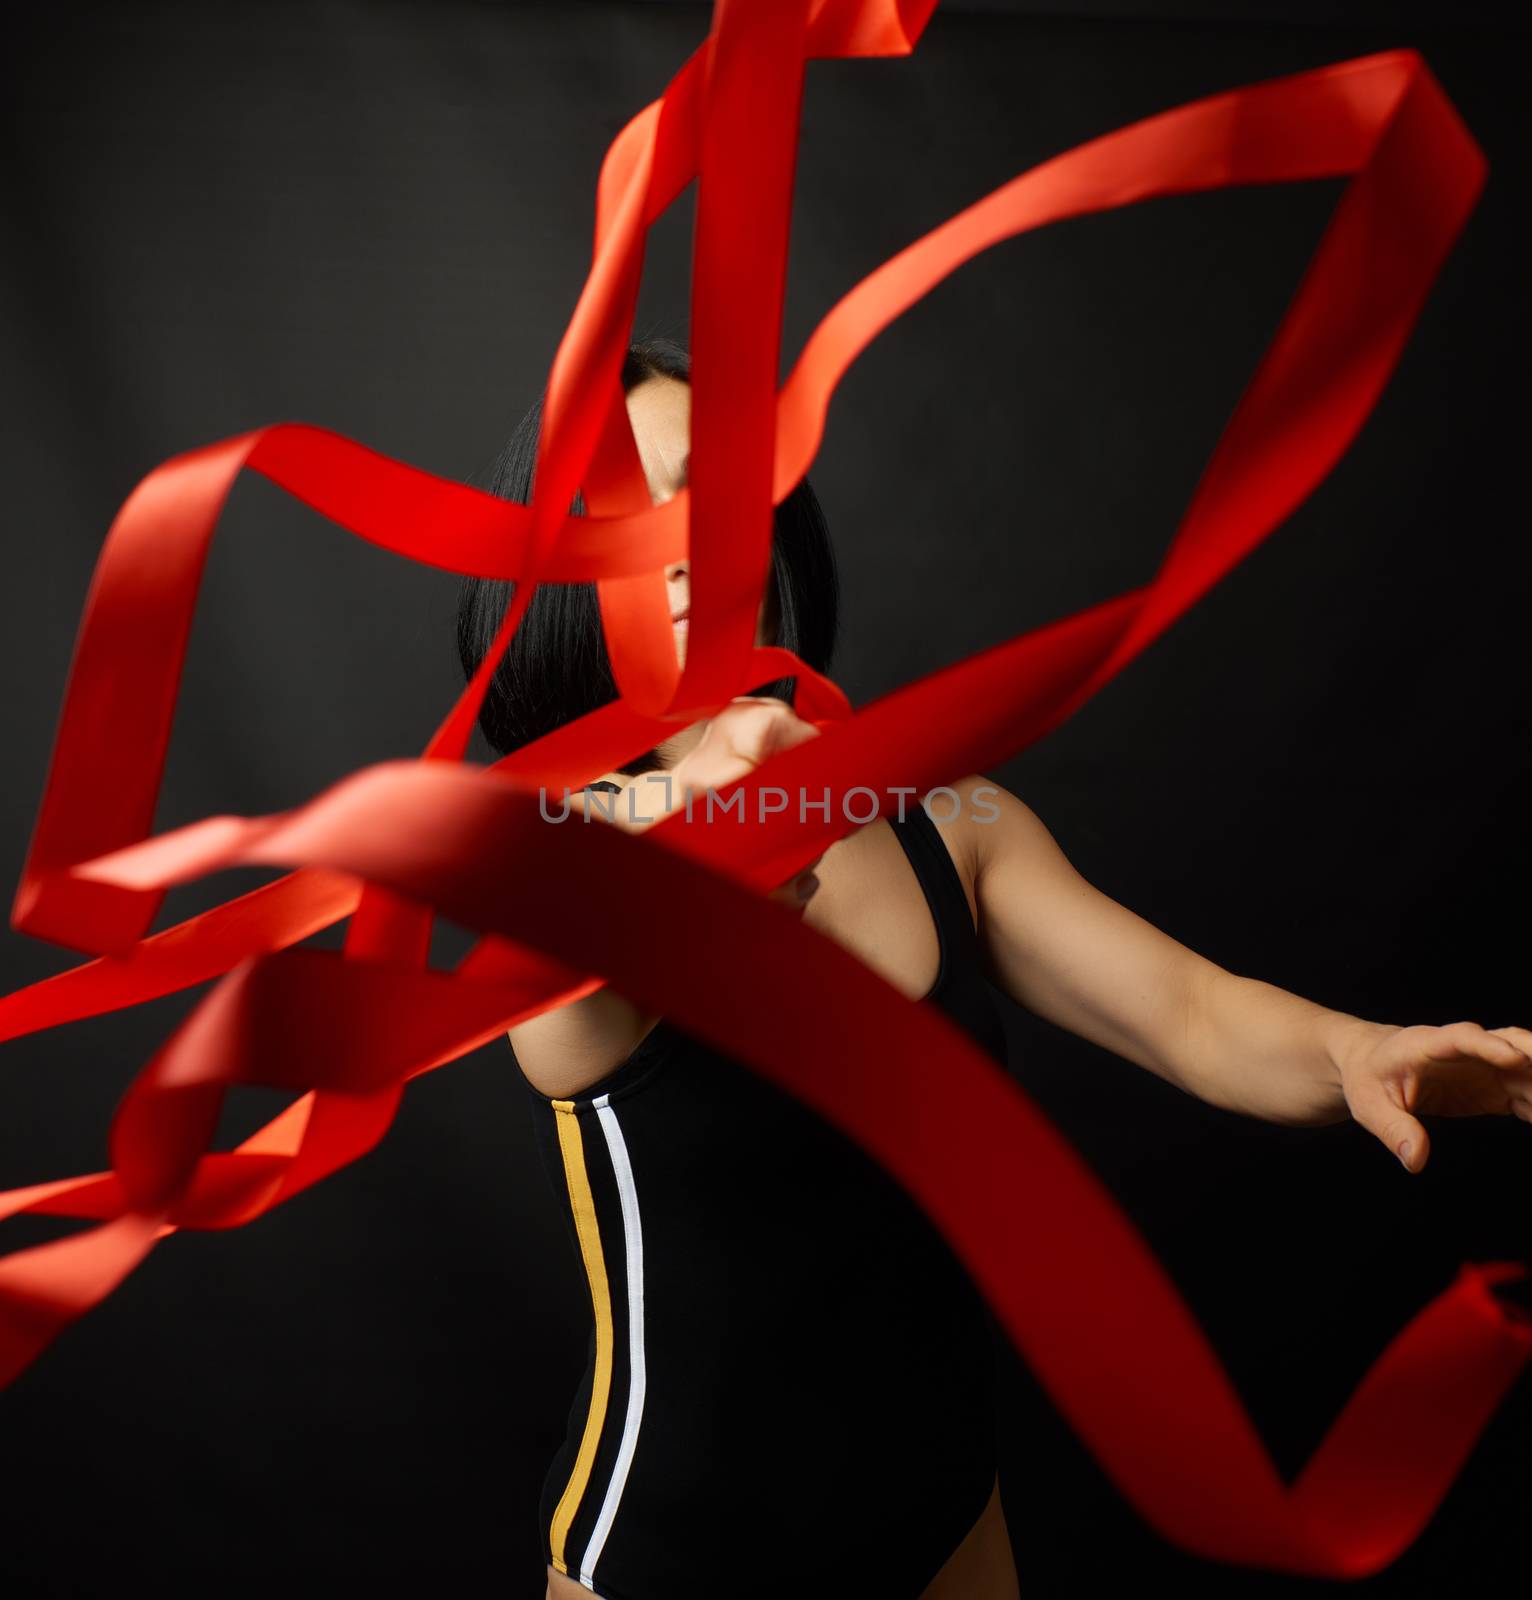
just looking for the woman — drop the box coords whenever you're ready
[457,337,1532,1600]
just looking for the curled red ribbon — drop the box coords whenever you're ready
[4,0,1527,1578]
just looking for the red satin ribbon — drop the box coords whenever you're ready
[4,0,1527,1577]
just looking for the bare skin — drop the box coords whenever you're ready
[522,374,1532,1600]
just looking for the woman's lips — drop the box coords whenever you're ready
[671,609,690,627]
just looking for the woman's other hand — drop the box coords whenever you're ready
[1337,1021,1532,1172]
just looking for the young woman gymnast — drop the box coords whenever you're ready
[456,335,1532,1600]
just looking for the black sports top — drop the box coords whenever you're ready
[513,800,1008,1599]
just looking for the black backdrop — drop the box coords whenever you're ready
[2,3,1527,1595]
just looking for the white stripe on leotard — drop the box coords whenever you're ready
[578,1092,648,1590]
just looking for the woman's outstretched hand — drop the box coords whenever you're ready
[1336,1021,1532,1172]
[622,696,826,913]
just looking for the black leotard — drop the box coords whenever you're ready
[514,800,1008,1599]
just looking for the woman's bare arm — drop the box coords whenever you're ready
[954,774,1366,1125]
[960,774,1532,1167]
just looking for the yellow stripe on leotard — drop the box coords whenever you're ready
[547,1099,616,1576]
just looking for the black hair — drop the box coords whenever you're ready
[456,334,839,776]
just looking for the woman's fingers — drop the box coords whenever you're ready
[1420,1020,1532,1070]
[1343,1069,1431,1173]
[675,698,820,794]
[717,699,820,767]
[1487,1027,1532,1122]
[1486,1024,1532,1063]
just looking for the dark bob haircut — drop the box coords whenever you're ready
[456,335,839,776]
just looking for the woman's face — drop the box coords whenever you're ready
[624,374,774,667]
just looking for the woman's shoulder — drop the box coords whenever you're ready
[926,774,1057,899]
[918,773,1005,885]
[939,773,1008,815]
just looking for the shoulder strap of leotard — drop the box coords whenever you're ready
[888,799,981,966]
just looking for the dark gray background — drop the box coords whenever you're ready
[2,2,1527,1594]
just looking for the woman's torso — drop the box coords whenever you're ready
[512,799,1011,1599]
